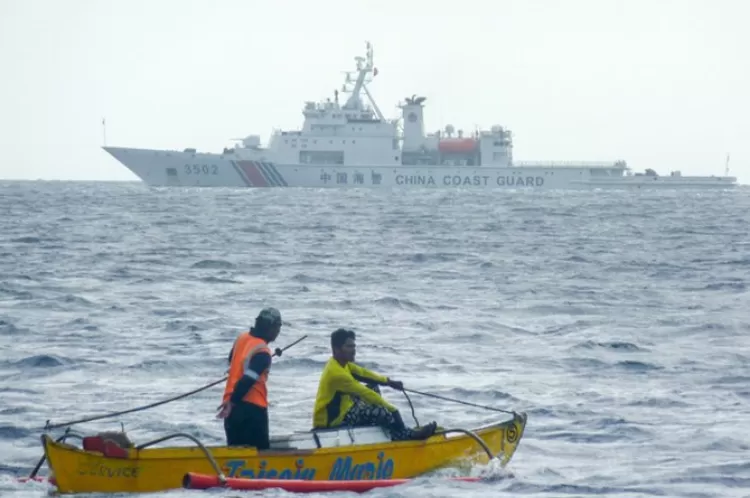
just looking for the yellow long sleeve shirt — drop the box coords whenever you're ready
[312,358,397,428]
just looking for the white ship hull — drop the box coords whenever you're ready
[104,146,737,190]
[575,176,737,189]
[102,43,737,190]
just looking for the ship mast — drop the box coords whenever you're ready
[341,42,385,120]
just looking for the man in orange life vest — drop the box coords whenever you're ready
[217,307,282,448]
[313,328,437,441]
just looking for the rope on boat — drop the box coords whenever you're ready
[43,335,308,431]
[402,388,516,415]
[136,432,227,486]
[44,378,228,431]
[401,390,420,427]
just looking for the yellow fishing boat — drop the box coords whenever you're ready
[40,412,527,494]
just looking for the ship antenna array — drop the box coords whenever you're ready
[340,42,385,121]
[360,42,385,120]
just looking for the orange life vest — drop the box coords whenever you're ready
[228,331,252,365]
[222,335,271,407]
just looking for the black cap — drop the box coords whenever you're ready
[256,307,282,327]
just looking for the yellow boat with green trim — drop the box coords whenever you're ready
[41,412,527,494]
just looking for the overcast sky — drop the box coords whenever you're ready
[1,0,748,184]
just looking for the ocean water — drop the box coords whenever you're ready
[0,181,748,498]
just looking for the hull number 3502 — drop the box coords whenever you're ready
[184,164,219,175]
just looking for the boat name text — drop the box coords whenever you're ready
[329,451,395,480]
[224,459,317,479]
[222,453,395,481]
[77,462,140,479]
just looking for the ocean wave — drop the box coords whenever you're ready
[1,183,748,498]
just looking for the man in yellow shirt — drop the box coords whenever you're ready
[313,328,437,441]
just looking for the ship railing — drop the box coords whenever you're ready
[513,161,628,168]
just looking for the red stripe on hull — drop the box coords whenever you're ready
[236,161,269,187]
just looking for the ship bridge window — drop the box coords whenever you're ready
[299,150,344,165]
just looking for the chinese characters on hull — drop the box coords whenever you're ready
[320,170,382,185]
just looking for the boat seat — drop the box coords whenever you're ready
[267,426,392,451]
[308,425,388,436]
[310,427,344,436]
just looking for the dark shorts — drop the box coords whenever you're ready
[223,401,269,449]
[342,399,412,441]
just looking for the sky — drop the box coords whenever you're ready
[1,0,748,184]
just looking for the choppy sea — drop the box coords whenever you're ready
[0,181,749,498]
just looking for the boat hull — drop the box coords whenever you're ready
[42,414,526,494]
[103,146,736,189]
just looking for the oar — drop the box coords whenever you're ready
[43,334,308,431]
[402,387,516,415]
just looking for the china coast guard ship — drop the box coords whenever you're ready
[103,43,737,190]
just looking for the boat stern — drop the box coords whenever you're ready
[42,433,144,494]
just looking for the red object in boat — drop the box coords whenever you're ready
[438,138,477,153]
[82,435,129,458]
[182,472,482,493]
